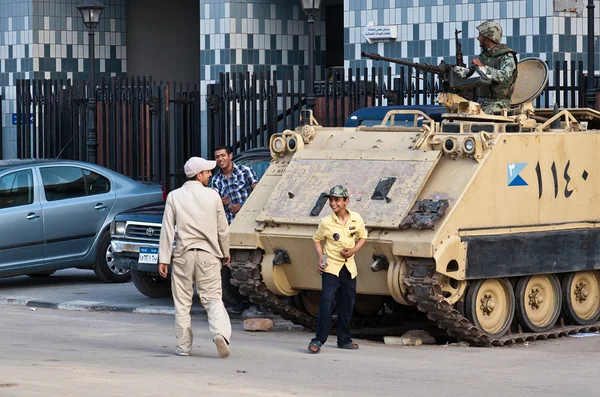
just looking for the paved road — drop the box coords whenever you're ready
[2,304,600,397]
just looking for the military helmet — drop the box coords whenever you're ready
[477,20,502,44]
[325,185,349,199]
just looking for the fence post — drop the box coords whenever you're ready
[0,94,3,159]
[206,83,220,156]
[150,85,160,183]
[160,84,169,191]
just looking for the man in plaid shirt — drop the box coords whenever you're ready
[211,146,259,224]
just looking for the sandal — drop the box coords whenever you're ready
[308,340,322,354]
[337,342,359,350]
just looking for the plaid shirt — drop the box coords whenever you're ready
[211,162,258,224]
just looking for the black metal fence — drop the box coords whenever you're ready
[15,77,200,192]
[317,66,440,128]
[204,66,438,150]
[8,60,592,190]
[537,60,586,109]
[206,70,307,157]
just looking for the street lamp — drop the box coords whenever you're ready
[300,0,322,113]
[77,0,105,164]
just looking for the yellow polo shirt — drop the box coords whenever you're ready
[312,209,368,279]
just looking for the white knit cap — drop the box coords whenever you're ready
[183,157,216,178]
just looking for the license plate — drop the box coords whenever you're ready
[139,247,159,264]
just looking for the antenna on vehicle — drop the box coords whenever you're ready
[55,130,80,160]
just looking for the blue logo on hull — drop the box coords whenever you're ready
[508,163,528,186]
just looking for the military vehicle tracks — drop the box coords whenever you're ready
[404,259,600,346]
[230,250,600,346]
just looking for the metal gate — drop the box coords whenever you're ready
[15,77,200,192]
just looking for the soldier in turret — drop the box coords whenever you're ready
[454,20,518,114]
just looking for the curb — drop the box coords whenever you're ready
[0,297,290,325]
[0,296,213,318]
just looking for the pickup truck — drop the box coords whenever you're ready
[109,147,272,302]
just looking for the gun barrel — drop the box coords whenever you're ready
[361,52,447,75]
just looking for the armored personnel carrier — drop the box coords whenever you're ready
[228,57,600,346]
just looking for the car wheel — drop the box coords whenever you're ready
[131,269,172,298]
[93,231,131,283]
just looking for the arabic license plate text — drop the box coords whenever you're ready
[139,247,159,264]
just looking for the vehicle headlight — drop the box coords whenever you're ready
[287,137,298,151]
[443,137,457,153]
[463,138,475,154]
[271,136,287,154]
[113,221,126,236]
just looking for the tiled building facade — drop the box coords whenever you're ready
[0,0,126,159]
[198,0,327,152]
[1,0,599,159]
[345,0,600,73]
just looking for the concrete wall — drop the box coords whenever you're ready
[126,0,199,82]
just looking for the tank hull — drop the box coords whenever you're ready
[229,109,600,345]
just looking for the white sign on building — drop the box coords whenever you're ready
[363,24,398,43]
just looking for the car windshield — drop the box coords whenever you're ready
[358,118,424,127]
[236,157,270,179]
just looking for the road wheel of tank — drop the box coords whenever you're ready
[438,275,467,305]
[515,274,562,332]
[354,294,386,316]
[93,231,131,283]
[131,270,172,298]
[465,278,515,338]
[297,291,323,318]
[561,271,600,325]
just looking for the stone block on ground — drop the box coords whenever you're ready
[243,318,274,332]
[384,330,436,346]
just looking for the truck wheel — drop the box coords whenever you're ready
[93,231,131,283]
[131,269,172,298]
[222,266,242,306]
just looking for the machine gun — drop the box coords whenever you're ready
[455,29,465,68]
[361,51,493,113]
[361,52,491,98]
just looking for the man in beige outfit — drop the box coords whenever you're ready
[158,156,232,358]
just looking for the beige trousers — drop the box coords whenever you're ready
[171,249,232,353]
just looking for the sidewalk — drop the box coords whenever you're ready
[0,268,280,322]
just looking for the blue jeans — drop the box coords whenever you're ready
[312,265,356,346]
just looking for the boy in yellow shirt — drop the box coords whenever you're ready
[308,185,368,354]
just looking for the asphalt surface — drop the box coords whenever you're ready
[2,304,600,397]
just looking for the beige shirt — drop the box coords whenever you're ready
[158,181,230,264]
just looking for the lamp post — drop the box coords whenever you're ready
[300,0,321,113]
[586,0,596,110]
[77,0,105,164]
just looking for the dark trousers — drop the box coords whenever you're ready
[312,265,356,346]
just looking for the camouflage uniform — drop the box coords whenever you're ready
[476,21,518,113]
[454,21,518,114]
[477,45,518,113]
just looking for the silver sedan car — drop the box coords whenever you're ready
[0,159,164,282]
